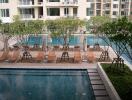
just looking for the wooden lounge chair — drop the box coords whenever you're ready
[53,46,60,51]
[35,51,45,62]
[8,50,21,63]
[74,46,80,51]
[87,51,95,63]
[74,51,82,63]
[0,51,9,62]
[47,51,56,63]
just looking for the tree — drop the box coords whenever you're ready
[86,16,111,34]
[86,16,111,61]
[45,18,85,50]
[100,17,132,72]
[0,15,45,52]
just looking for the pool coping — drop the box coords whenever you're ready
[0,63,97,69]
[97,62,121,100]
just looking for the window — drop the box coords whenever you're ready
[91,3,94,9]
[105,11,110,14]
[113,4,118,8]
[86,8,94,16]
[113,11,118,15]
[121,4,125,8]
[48,0,60,2]
[121,11,125,15]
[64,8,69,16]
[96,10,101,15]
[73,8,77,16]
[0,9,9,17]
[105,3,110,8]
[47,8,60,16]
[0,0,8,3]
[87,0,93,2]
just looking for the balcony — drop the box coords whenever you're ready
[18,1,43,8]
[45,0,78,7]
[20,14,34,20]
[103,0,111,3]
[96,0,101,3]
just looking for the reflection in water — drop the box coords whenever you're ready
[0,69,95,100]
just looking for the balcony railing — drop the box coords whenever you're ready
[19,1,33,5]
[20,14,33,19]
[38,15,44,18]
[62,0,78,5]
[38,2,43,5]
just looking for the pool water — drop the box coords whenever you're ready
[0,69,95,100]
[22,35,107,46]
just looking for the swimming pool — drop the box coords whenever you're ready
[22,35,107,46]
[0,69,95,100]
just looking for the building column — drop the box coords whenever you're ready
[35,8,39,19]
[69,7,73,17]
[60,7,64,17]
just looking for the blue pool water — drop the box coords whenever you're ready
[0,69,95,100]
[22,35,107,46]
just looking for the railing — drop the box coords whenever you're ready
[38,15,43,18]
[38,2,43,5]
[19,1,33,5]
[20,14,33,19]
[62,1,78,5]
[103,7,111,9]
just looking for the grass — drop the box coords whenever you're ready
[101,63,132,100]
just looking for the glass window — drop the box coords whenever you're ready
[113,11,118,15]
[0,0,8,3]
[86,8,94,16]
[47,8,60,16]
[64,8,69,16]
[87,0,93,2]
[113,4,118,8]
[121,11,125,15]
[48,0,60,2]
[0,9,9,17]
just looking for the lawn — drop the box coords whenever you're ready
[101,63,132,100]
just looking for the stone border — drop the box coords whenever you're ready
[97,62,121,100]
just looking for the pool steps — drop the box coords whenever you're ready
[88,69,111,100]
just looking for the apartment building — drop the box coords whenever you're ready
[0,0,131,23]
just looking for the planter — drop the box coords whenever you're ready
[97,62,121,100]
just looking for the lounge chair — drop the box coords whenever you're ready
[8,50,21,63]
[0,51,9,62]
[87,51,95,63]
[53,46,60,51]
[74,46,80,51]
[47,51,56,63]
[74,51,82,63]
[35,51,45,62]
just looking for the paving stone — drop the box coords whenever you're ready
[96,96,110,100]
[90,76,101,80]
[88,72,99,76]
[92,85,105,90]
[88,69,97,73]
[94,90,108,96]
[91,80,103,85]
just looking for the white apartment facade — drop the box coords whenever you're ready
[0,0,131,23]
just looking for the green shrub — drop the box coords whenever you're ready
[101,63,132,100]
